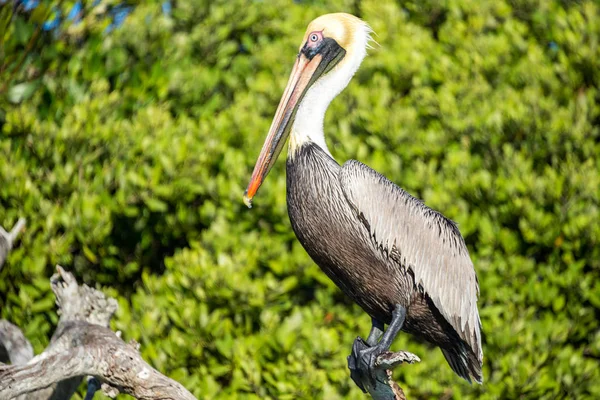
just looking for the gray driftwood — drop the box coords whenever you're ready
[360,350,421,400]
[0,320,34,366]
[0,266,196,400]
[0,218,26,270]
[0,217,416,400]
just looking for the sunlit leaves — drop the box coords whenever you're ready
[1,0,599,399]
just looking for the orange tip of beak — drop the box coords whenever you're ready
[243,192,253,208]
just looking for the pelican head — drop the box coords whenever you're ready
[244,13,373,207]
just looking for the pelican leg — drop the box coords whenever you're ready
[366,317,384,346]
[347,305,406,392]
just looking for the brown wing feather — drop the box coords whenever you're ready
[340,160,482,361]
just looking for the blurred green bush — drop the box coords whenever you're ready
[1,0,599,399]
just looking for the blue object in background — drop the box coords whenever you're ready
[105,4,133,33]
[66,1,82,22]
[22,0,40,11]
[42,8,60,31]
[16,0,173,33]
[162,1,172,16]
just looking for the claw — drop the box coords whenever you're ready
[358,344,380,375]
[348,336,369,392]
[348,336,390,392]
[347,305,408,392]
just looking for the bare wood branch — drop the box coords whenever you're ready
[50,265,117,327]
[0,320,32,400]
[0,319,34,368]
[358,350,421,400]
[0,322,195,400]
[0,266,197,400]
[0,218,26,269]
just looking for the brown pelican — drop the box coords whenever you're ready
[243,13,483,388]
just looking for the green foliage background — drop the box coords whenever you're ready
[1,0,599,398]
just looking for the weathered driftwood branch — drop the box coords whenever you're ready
[0,266,196,400]
[367,350,420,400]
[0,321,196,400]
[0,320,34,366]
[0,218,26,269]
[1,218,413,399]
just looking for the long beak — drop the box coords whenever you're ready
[244,41,345,208]
[243,54,321,208]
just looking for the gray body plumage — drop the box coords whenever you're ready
[286,142,483,382]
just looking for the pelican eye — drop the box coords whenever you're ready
[302,31,329,58]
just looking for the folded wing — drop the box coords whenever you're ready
[339,160,482,361]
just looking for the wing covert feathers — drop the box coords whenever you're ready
[339,160,483,364]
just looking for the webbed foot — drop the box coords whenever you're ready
[347,305,407,392]
[348,336,389,392]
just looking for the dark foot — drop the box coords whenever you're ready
[347,336,389,392]
[347,305,407,392]
[347,336,368,392]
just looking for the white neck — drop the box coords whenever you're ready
[290,29,370,157]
